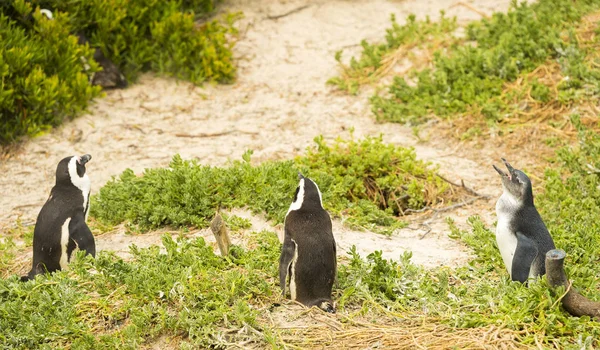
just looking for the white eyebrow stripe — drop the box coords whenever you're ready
[287,179,305,214]
[67,156,91,216]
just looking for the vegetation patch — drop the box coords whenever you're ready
[327,12,458,95]
[326,120,600,348]
[92,135,460,234]
[0,232,280,348]
[1,0,238,144]
[331,0,600,144]
[3,124,600,348]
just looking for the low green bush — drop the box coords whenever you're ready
[0,232,280,348]
[327,12,458,94]
[1,0,237,144]
[371,0,600,124]
[92,135,454,234]
[0,3,102,144]
[331,0,600,127]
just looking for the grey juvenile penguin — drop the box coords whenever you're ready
[21,155,96,281]
[279,173,337,312]
[493,158,555,283]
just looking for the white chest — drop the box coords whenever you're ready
[495,217,518,277]
[289,239,299,300]
[495,192,521,277]
[59,217,72,270]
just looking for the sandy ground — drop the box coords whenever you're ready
[0,0,527,273]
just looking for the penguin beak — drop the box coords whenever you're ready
[493,158,512,180]
[297,171,304,180]
[501,158,516,180]
[493,164,508,178]
[78,154,92,165]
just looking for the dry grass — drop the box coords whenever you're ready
[256,305,529,350]
[430,12,600,171]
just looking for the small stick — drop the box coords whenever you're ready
[449,1,490,19]
[266,5,311,20]
[435,173,491,198]
[545,249,600,319]
[175,130,259,138]
[210,213,232,256]
[175,131,235,138]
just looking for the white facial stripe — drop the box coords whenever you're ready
[59,218,71,270]
[40,9,53,19]
[314,180,323,207]
[287,179,305,214]
[290,239,299,301]
[68,156,91,216]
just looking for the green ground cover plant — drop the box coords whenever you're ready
[92,135,456,235]
[331,0,600,134]
[0,3,102,144]
[0,232,281,348]
[1,0,237,144]
[3,124,600,347]
[335,121,600,347]
[3,123,600,348]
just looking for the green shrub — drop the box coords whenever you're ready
[0,2,102,143]
[372,0,600,124]
[331,0,600,126]
[91,135,454,234]
[1,0,237,144]
[0,232,280,348]
[24,0,237,84]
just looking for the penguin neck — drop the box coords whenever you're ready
[496,189,534,215]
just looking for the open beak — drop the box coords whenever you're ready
[78,154,92,165]
[493,158,513,180]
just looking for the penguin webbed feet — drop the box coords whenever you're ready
[310,299,336,314]
[19,271,34,282]
[19,275,31,282]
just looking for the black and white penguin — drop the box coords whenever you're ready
[21,154,96,281]
[493,158,555,283]
[77,32,128,89]
[37,8,127,89]
[279,173,337,312]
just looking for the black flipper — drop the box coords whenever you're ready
[333,240,339,288]
[511,232,538,283]
[278,237,296,296]
[68,212,96,258]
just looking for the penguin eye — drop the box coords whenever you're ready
[293,186,300,202]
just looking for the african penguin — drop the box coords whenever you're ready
[37,8,127,89]
[493,158,555,283]
[279,173,337,312]
[21,154,96,281]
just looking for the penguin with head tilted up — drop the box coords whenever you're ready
[21,154,96,281]
[279,173,337,312]
[493,158,555,283]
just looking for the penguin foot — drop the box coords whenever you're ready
[311,299,336,313]
[20,274,32,282]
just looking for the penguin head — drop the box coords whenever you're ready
[287,173,324,213]
[493,158,533,205]
[56,154,92,189]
